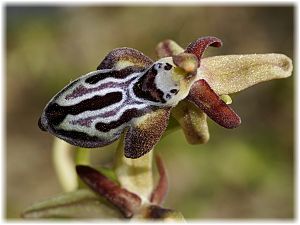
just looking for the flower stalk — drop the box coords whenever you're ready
[114,135,154,202]
[52,138,77,192]
[75,148,91,188]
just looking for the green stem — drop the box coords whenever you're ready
[113,122,179,202]
[52,138,78,192]
[114,135,154,202]
[75,148,91,165]
[75,148,91,188]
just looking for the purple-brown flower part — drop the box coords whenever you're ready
[150,154,168,205]
[124,109,171,158]
[187,79,241,128]
[76,165,141,218]
[185,36,223,61]
[97,47,153,70]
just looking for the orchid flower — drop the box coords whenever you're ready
[38,36,292,159]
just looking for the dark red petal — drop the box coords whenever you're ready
[150,155,168,205]
[187,79,241,129]
[76,165,142,218]
[185,36,222,62]
[97,47,153,70]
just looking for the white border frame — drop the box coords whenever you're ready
[1,1,298,224]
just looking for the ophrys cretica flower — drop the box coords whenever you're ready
[38,36,292,158]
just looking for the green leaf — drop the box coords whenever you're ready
[22,189,123,219]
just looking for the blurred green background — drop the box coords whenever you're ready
[6,5,294,219]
